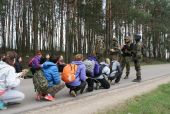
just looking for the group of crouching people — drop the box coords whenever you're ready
[0,50,122,109]
[31,51,122,99]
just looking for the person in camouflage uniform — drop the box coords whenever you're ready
[110,38,121,62]
[132,34,143,82]
[95,38,105,61]
[121,36,133,79]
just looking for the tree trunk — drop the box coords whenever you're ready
[60,0,64,52]
[32,0,39,52]
[22,0,27,54]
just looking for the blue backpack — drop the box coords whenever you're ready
[94,64,107,77]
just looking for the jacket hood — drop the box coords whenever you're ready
[71,61,83,65]
[42,61,56,69]
[87,56,97,61]
[0,61,9,70]
[35,55,41,60]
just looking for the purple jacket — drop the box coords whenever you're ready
[87,56,100,77]
[32,55,41,69]
[67,61,86,86]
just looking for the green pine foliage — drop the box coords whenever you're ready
[0,0,170,61]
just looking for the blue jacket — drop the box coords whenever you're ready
[67,61,86,86]
[42,61,61,87]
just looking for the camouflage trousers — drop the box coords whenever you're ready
[47,82,65,96]
[133,59,141,77]
[121,56,131,76]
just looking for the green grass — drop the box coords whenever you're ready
[100,83,170,114]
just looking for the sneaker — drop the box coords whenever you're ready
[0,101,7,110]
[80,85,86,94]
[108,80,112,84]
[99,86,104,89]
[70,90,77,97]
[44,94,54,101]
[95,83,100,90]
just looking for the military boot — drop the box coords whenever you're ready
[132,76,141,82]
[124,75,129,79]
[124,72,129,79]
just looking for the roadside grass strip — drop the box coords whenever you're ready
[102,83,170,114]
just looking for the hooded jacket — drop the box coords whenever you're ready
[96,62,110,79]
[67,61,86,86]
[0,61,21,89]
[31,55,41,69]
[41,61,61,87]
[110,60,122,77]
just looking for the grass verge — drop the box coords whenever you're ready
[100,83,170,114]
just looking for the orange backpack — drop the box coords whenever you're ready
[61,64,78,83]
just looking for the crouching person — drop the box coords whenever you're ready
[0,52,27,110]
[95,58,111,89]
[37,55,65,101]
[84,55,100,92]
[108,55,122,84]
[63,54,86,97]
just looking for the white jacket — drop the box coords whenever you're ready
[110,60,122,77]
[0,61,21,89]
[96,62,110,79]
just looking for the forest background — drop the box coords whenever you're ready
[0,0,170,62]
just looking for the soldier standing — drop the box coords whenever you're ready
[132,34,143,82]
[110,38,121,62]
[121,36,133,79]
[95,38,105,61]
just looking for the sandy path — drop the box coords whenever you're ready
[23,74,170,114]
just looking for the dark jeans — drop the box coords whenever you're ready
[86,78,95,92]
[108,72,122,83]
[86,75,110,92]
[66,81,86,94]
[97,78,110,89]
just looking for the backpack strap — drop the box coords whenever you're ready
[70,64,79,79]
[110,61,118,73]
[109,61,113,72]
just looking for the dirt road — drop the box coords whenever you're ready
[1,64,170,114]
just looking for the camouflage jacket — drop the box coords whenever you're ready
[121,43,133,57]
[95,39,105,54]
[110,40,120,54]
[132,42,143,60]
